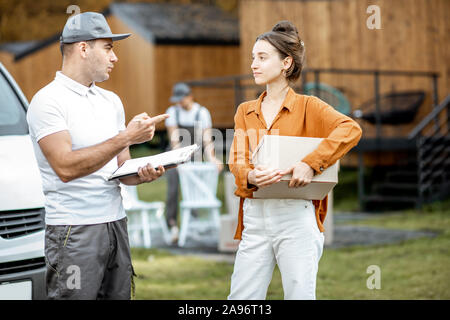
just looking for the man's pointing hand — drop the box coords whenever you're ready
[126,113,170,145]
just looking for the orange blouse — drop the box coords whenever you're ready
[228,88,362,240]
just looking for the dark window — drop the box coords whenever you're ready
[0,72,28,135]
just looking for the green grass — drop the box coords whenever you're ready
[317,200,450,299]
[129,145,450,299]
[131,251,234,299]
[333,167,360,212]
[131,199,450,300]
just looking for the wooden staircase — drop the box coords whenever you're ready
[355,94,450,211]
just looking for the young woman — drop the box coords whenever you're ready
[227,21,362,300]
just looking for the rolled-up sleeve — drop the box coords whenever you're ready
[301,97,363,174]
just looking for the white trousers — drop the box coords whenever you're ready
[228,198,324,300]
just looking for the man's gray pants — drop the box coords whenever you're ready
[44,217,134,300]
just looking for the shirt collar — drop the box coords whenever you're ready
[55,71,96,96]
[246,87,296,115]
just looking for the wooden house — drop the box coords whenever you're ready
[238,0,448,136]
[235,0,449,209]
[0,2,241,128]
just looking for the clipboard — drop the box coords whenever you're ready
[108,144,199,181]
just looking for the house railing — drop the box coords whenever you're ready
[185,68,440,139]
[184,68,448,209]
[408,94,450,207]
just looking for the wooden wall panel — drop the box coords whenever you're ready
[0,52,15,78]
[154,45,241,129]
[0,15,154,127]
[0,43,61,102]
[0,14,239,129]
[99,16,155,125]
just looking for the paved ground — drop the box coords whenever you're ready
[326,212,438,248]
[327,225,437,249]
[138,212,439,264]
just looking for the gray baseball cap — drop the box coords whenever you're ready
[60,12,131,44]
[170,83,192,103]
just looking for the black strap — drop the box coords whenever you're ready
[195,106,202,122]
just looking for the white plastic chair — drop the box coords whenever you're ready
[177,162,221,247]
[121,184,170,248]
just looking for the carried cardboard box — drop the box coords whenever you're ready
[252,135,338,200]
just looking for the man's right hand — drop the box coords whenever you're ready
[247,165,284,188]
[125,113,169,145]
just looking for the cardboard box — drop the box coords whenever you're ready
[218,214,239,252]
[252,135,338,200]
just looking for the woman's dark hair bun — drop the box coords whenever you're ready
[272,21,299,39]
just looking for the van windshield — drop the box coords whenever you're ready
[0,72,28,136]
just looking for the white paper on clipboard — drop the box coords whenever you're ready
[108,144,199,180]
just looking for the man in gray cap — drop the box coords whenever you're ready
[27,12,169,299]
[164,82,223,244]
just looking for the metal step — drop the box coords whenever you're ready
[391,162,418,170]
[385,171,418,183]
[362,195,418,203]
[362,195,418,211]
[420,166,449,182]
[355,138,417,152]
[420,155,450,169]
[372,182,418,196]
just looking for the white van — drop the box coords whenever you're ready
[0,62,46,300]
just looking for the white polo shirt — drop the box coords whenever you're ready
[27,71,126,225]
